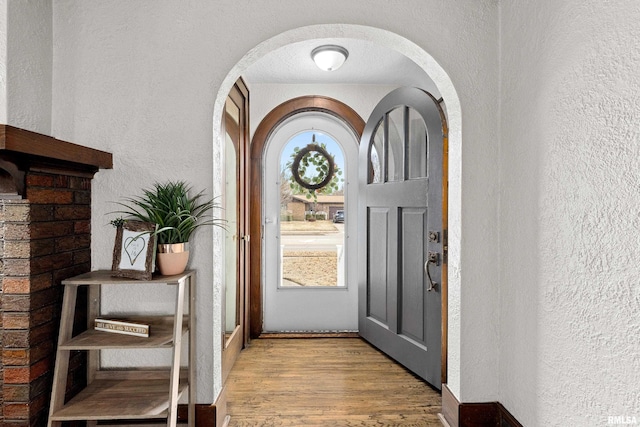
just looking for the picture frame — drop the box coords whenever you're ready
[111,220,157,280]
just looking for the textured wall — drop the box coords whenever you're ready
[4,0,52,134]
[0,1,6,124]
[48,0,499,404]
[499,0,640,425]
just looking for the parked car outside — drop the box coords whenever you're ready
[333,210,344,223]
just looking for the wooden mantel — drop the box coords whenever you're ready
[0,125,113,170]
[0,125,112,195]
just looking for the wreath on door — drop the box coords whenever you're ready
[285,134,343,206]
[291,143,335,191]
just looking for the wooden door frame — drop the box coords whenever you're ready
[440,101,449,386]
[222,78,250,383]
[249,96,365,338]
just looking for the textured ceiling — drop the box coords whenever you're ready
[243,38,434,87]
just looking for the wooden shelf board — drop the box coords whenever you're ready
[96,424,188,427]
[50,377,187,421]
[94,368,188,381]
[62,270,195,286]
[60,316,188,350]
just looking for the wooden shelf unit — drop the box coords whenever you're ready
[47,270,196,427]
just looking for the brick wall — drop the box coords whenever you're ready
[0,171,92,426]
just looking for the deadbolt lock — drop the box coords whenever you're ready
[428,251,440,266]
[428,231,440,243]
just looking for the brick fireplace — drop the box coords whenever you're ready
[0,125,112,426]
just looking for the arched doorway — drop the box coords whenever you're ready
[249,96,365,337]
[211,24,462,400]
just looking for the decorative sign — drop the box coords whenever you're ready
[94,318,150,338]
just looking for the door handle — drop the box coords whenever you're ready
[424,252,439,292]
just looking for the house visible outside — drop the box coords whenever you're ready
[284,194,344,221]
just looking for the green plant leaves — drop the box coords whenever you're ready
[111,181,225,245]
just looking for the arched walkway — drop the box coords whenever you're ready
[211,24,462,399]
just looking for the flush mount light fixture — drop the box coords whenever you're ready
[311,45,349,71]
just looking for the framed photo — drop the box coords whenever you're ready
[111,220,157,280]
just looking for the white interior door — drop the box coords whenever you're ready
[263,112,359,332]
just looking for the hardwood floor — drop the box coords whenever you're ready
[226,338,442,426]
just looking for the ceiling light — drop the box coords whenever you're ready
[311,45,349,71]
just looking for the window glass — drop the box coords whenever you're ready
[279,131,346,288]
[369,120,384,184]
[223,97,240,342]
[386,108,404,182]
[407,107,428,179]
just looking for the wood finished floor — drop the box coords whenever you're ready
[226,338,442,426]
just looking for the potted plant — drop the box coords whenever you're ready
[113,180,225,275]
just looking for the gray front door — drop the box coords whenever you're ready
[358,87,446,389]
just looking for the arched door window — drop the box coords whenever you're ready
[369,106,428,184]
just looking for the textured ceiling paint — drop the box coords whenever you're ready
[499,0,640,425]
